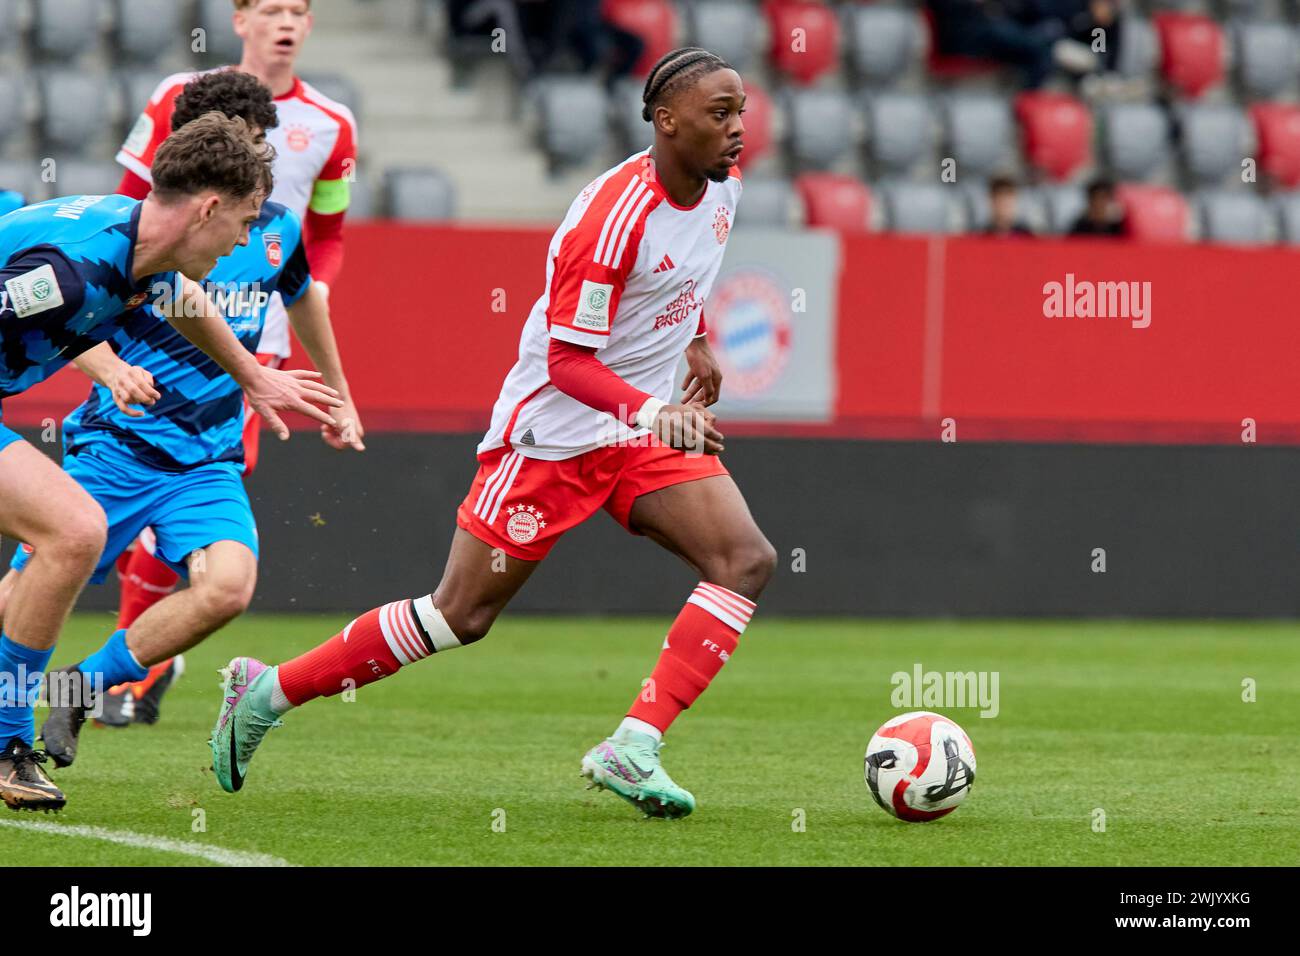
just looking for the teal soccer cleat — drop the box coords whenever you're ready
[581,729,696,820]
[210,657,282,793]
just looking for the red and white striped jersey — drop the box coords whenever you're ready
[116,69,357,358]
[479,150,742,461]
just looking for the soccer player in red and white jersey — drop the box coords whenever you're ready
[212,49,774,819]
[109,0,360,717]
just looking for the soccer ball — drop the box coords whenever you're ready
[864,711,977,822]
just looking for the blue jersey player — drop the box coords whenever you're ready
[0,113,343,812]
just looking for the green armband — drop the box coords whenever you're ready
[309,177,351,215]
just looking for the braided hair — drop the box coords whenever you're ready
[641,47,732,123]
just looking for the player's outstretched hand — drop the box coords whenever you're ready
[652,402,725,455]
[247,367,343,441]
[681,336,723,406]
[321,398,366,452]
[109,364,161,417]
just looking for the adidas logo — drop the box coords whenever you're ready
[652,253,675,274]
[520,428,536,446]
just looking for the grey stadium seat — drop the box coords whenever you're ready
[0,160,44,204]
[38,71,111,153]
[1116,17,1159,79]
[114,0,184,63]
[1178,104,1251,186]
[785,89,854,170]
[878,182,956,234]
[1195,190,1269,245]
[1233,22,1295,100]
[535,77,608,171]
[686,0,760,72]
[0,0,21,53]
[0,74,25,144]
[845,5,921,87]
[1270,192,1300,245]
[300,73,362,119]
[1099,102,1170,180]
[732,176,797,228]
[942,94,1015,179]
[610,78,650,153]
[31,0,101,60]
[48,159,124,199]
[864,93,934,175]
[197,0,244,63]
[120,67,164,122]
[1036,184,1086,234]
[383,167,456,221]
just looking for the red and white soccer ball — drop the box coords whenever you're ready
[864,711,977,822]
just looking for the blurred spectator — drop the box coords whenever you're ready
[985,176,1035,236]
[520,0,644,85]
[1070,177,1125,236]
[0,191,23,217]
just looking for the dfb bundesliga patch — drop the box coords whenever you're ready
[4,264,65,318]
[573,280,612,332]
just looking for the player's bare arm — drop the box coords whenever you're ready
[72,343,160,418]
[681,334,722,407]
[285,282,365,451]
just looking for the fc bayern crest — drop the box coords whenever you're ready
[713,205,731,244]
[707,267,792,397]
[285,124,312,152]
[504,503,545,543]
[263,233,282,268]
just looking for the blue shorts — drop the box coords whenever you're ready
[10,441,259,584]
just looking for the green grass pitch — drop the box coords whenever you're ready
[6,614,1298,866]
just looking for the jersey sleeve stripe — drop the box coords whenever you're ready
[609,188,656,269]
[115,151,153,185]
[593,178,642,266]
[598,182,650,268]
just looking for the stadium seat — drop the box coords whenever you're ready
[785,88,853,171]
[0,0,20,53]
[845,4,921,88]
[764,0,840,86]
[1232,22,1295,100]
[877,181,955,234]
[611,78,652,153]
[1014,92,1093,182]
[794,172,870,232]
[1115,184,1189,242]
[1269,192,1300,244]
[602,0,679,77]
[535,77,609,171]
[1098,103,1170,181]
[49,159,126,199]
[1177,103,1251,186]
[736,79,774,165]
[733,175,798,228]
[1116,17,1160,80]
[300,73,362,119]
[0,160,43,205]
[1153,13,1224,98]
[37,71,111,154]
[1035,184,1086,234]
[863,93,935,176]
[196,0,244,63]
[113,0,184,63]
[686,0,760,72]
[383,167,456,221]
[1194,189,1269,244]
[1249,103,1300,189]
[120,67,164,122]
[0,73,25,145]
[30,0,101,60]
[941,94,1015,180]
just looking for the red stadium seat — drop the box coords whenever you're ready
[763,0,840,86]
[1115,184,1189,242]
[602,0,680,77]
[921,9,1001,81]
[1249,103,1300,189]
[1153,13,1224,99]
[795,172,871,232]
[1014,92,1092,182]
[737,79,774,165]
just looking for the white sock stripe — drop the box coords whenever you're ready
[485,451,525,524]
[475,451,518,518]
[391,600,430,661]
[697,581,756,611]
[695,583,754,620]
[413,595,463,652]
[379,602,417,665]
[686,593,748,634]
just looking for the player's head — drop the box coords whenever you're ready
[171,70,279,139]
[149,112,275,278]
[232,0,312,69]
[641,47,744,184]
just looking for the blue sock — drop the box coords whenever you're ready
[0,633,53,747]
[79,629,147,689]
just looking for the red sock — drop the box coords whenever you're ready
[627,582,756,734]
[118,544,180,629]
[277,600,435,706]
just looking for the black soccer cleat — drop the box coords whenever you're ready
[132,657,180,725]
[39,664,97,767]
[0,738,66,813]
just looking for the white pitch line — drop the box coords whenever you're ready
[0,819,294,867]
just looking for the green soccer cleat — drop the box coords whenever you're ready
[210,657,282,793]
[580,729,696,820]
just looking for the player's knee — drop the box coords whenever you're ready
[443,603,497,645]
[51,507,108,574]
[193,574,254,625]
[709,536,777,599]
